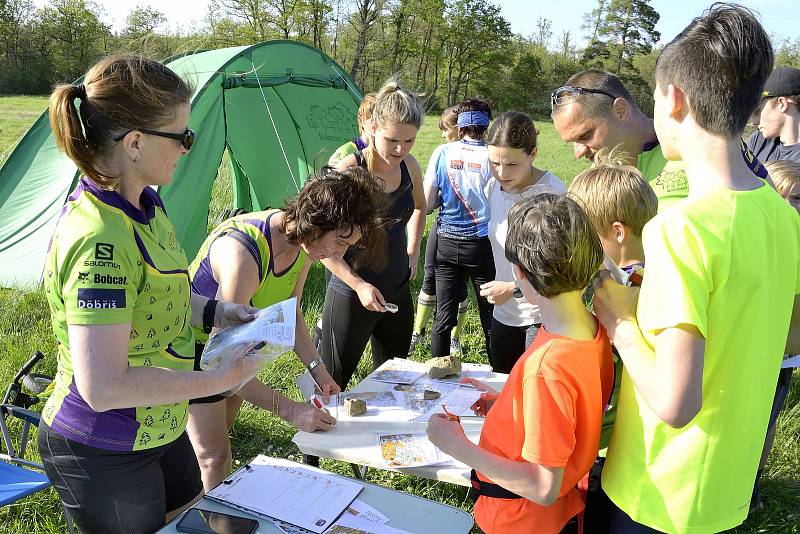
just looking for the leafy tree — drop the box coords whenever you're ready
[441,0,511,105]
[123,6,167,39]
[599,0,659,75]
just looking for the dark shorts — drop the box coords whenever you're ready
[190,342,226,404]
[38,422,202,534]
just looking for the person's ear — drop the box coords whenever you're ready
[611,221,627,244]
[666,83,685,120]
[612,97,630,122]
[777,97,791,113]
[121,131,143,163]
[530,146,539,161]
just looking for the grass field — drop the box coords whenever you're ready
[1,95,798,533]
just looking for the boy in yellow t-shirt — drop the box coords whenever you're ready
[567,152,658,530]
[593,5,800,533]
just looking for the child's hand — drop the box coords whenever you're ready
[592,271,640,342]
[426,413,468,456]
[479,281,515,306]
[461,378,499,416]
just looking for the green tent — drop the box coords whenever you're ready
[0,40,362,287]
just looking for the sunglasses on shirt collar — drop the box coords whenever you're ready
[550,86,617,110]
[114,128,196,151]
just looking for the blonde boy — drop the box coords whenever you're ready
[568,150,658,272]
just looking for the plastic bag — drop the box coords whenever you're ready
[200,297,297,396]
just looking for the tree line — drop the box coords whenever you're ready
[2,0,799,117]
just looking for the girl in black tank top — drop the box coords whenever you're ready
[319,80,426,389]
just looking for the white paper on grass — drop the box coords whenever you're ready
[200,297,297,396]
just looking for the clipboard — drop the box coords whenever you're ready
[205,455,363,533]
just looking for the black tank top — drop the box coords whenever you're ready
[330,155,415,297]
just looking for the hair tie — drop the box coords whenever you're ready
[457,111,490,128]
[75,84,87,100]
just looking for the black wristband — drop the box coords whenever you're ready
[203,299,218,334]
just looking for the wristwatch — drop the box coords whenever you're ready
[307,357,324,372]
[512,282,523,299]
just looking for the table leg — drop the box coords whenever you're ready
[350,463,368,480]
[302,454,320,467]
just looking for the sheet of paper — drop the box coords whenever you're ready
[427,362,492,385]
[200,297,296,371]
[320,391,413,422]
[296,370,317,401]
[326,514,411,534]
[377,433,453,468]
[782,354,800,368]
[394,379,462,414]
[206,455,362,533]
[412,387,483,422]
[370,358,428,385]
[345,499,389,524]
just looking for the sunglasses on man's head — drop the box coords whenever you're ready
[114,128,196,151]
[550,86,617,109]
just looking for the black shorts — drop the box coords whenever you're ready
[190,342,226,404]
[38,422,202,534]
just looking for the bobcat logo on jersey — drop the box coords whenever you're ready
[449,160,464,170]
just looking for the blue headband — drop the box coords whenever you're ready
[457,111,490,128]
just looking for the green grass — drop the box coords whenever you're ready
[1,97,799,532]
[0,95,48,162]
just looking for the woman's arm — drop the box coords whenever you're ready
[406,156,426,281]
[320,256,386,312]
[424,180,440,214]
[288,261,340,398]
[70,323,259,412]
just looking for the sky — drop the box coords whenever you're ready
[33,0,799,48]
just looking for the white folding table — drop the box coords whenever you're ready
[292,362,508,487]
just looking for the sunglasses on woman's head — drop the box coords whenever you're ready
[114,128,196,151]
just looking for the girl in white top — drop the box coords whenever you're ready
[479,111,566,373]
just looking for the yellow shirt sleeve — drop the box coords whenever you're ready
[637,211,714,339]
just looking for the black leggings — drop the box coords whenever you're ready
[38,423,202,534]
[421,219,468,301]
[489,317,540,374]
[319,283,414,389]
[431,236,495,357]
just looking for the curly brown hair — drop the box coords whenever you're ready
[280,166,391,270]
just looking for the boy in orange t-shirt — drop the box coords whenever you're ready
[427,193,613,534]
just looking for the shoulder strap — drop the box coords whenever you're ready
[354,149,367,169]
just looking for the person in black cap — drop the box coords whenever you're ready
[747,67,800,163]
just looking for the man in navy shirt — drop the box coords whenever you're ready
[747,67,800,163]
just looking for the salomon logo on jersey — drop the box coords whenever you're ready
[95,243,114,260]
[77,288,126,309]
[84,259,121,269]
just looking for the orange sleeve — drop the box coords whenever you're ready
[521,372,578,467]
